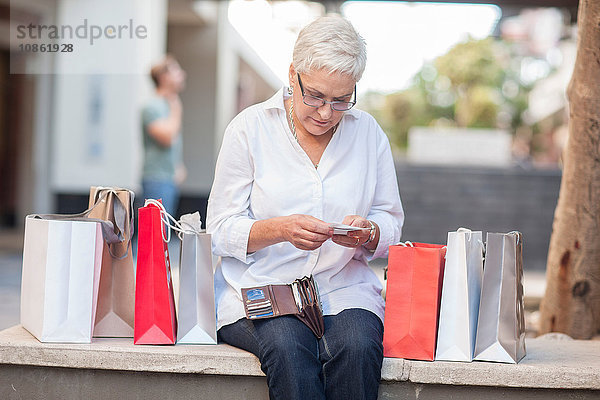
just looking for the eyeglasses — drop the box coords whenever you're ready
[296,73,356,111]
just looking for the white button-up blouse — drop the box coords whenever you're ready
[207,88,405,330]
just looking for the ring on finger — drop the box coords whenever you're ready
[355,237,360,246]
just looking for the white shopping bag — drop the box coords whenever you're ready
[435,228,484,362]
[474,231,526,363]
[20,215,103,343]
[176,212,217,344]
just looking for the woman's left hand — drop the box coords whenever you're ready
[332,215,372,248]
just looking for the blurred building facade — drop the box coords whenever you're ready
[2,0,282,227]
[0,0,578,265]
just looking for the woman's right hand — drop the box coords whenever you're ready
[279,214,333,251]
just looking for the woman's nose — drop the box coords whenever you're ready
[317,103,332,119]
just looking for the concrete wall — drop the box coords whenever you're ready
[6,0,286,224]
[408,127,512,167]
[12,0,58,218]
[47,0,280,202]
[379,383,599,399]
[396,163,562,271]
[1,365,598,400]
[1,365,269,400]
[167,7,281,198]
[168,23,218,195]
[49,0,167,194]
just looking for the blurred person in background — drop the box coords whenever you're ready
[207,15,404,400]
[141,55,187,216]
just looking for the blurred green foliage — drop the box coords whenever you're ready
[364,38,534,149]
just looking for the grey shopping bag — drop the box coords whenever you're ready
[176,212,217,344]
[435,228,484,362]
[474,231,526,363]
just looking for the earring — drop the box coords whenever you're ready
[288,86,293,95]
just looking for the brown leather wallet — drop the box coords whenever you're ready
[241,276,324,338]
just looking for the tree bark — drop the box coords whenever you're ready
[538,0,600,339]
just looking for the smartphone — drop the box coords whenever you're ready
[329,223,370,235]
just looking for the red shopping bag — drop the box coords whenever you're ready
[383,242,446,360]
[134,200,177,345]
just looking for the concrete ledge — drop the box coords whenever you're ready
[2,325,600,396]
[382,339,600,389]
[0,325,263,377]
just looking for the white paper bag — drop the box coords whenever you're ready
[435,228,484,362]
[20,216,103,343]
[176,212,217,344]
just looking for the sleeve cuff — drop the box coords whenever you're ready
[227,218,257,264]
[364,213,400,261]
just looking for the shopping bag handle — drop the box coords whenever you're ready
[29,213,120,244]
[29,189,126,246]
[143,199,189,243]
[456,227,474,239]
[177,220,204,240]
[143,200,206,243]
[91,187,135,242]
[455,228,486,259]
[90,187,135,260]
[29,189,134,260]
[508,230,522,245]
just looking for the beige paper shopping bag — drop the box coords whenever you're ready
[88,186,136,337]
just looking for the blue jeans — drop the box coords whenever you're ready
[218,308,383,400]
[142,179,179,217]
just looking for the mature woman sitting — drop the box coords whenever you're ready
[207,14,404,400]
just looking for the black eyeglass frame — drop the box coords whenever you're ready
[296,73,357,111]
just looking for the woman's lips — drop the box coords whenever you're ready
[311,118,329,126]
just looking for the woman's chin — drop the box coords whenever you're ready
[307,124,333,136]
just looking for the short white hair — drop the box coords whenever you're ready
[292,14,367,82]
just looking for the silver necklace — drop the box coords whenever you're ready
[289,99,298,142]
[289,99,319,169]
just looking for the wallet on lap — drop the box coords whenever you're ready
[241,276,325,338]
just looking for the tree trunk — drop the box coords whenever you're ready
[538,0,600,339]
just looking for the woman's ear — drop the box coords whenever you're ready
[288,64,296,86]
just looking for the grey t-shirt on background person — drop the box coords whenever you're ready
[141,96,183,182]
